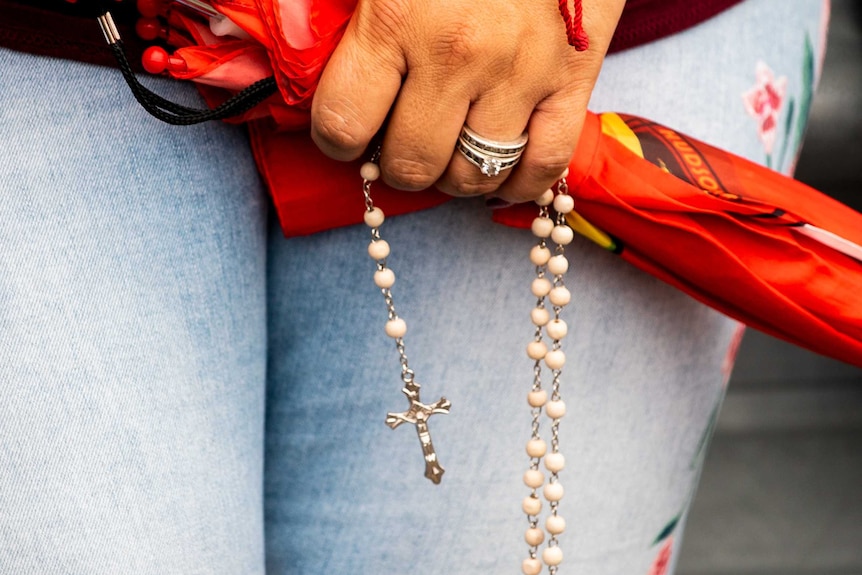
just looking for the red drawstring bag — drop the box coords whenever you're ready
[146,1,862,368]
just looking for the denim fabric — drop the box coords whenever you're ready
[264,2,828,573]
[0,0,828,573]
[264,199,739,574]
[0,60,268,573]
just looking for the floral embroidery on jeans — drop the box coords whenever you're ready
[742,61,788,157]
[742,33,816,173]
[647,382,726,569]
[647,537,674,575]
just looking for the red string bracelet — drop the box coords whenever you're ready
[558,0,589,51]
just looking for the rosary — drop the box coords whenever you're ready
[360,157,574,574]
[92,2,587,571]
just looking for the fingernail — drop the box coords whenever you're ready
[485,197,513,210]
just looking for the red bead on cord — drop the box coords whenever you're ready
[142,45,188,74]
[558,0,589,51]
[137,0,167,19]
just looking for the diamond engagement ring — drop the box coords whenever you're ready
[456,126,528,177]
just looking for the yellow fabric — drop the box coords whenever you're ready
[561,112,642,252]
[565,210,617,251]
[599,112,645,158]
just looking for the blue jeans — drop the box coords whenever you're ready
[0,1,827,573]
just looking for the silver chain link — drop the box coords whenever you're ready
[546,178,570,573]
[523,179,571,574]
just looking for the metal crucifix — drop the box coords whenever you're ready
[385,376,451,484]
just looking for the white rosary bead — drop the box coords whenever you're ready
[546,515,566,535]
[526,340,548,360]
[547,254,569,276]
[544,452,565,473]
[553,193,575,215]
[525,527,545,547]
[521,187,572,573]
[542,546,564,567]
[522,557,543,575]
[551,224,575,246]
[527,389,548,408]
[522,495,542,516]
[368,239,390,260]
[363,206,385,228]
[529,245,552,266]
[360,161,381,182]
[531,216,554,238]
[373,268,395,289]
[546,399,567,420]
[544,349,566,370]
[526,438,547,458]
[535,189,555,207]
[546,318,568,340]
[384,317,407,338]
[543,481,564,502]
[549,286,571,307]
[523,469,545,489]
[531,277,552,298]
[531,307,550,327]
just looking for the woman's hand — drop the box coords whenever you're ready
[310,0,626,202]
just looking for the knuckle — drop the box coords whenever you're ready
[429,22,522,78]
[500,152,573,202]
[311,102,367,158]
[358,0,409,42]
[524,153,572,181]
[429,23,481,68]
[383,157,438,191]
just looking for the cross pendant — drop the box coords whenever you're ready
[385,378,451,484]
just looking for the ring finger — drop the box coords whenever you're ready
[436,89,535,197]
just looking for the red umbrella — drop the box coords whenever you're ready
[495,112,862,367]
[115,2,862,367]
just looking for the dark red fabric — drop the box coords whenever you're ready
[0,1,147,71]
[609,0,745,53]
[0,0,745,66]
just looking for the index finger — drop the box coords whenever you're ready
[310,16,406,161]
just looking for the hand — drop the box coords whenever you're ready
[310,0,626,202]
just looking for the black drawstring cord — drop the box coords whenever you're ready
[97,12,278,125]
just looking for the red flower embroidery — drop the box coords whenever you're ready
[647,537,673,575]
[742,62,788,155]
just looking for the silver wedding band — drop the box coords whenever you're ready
[456,125,528,177]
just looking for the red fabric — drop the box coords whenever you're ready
[509,113,862,367]
[213,0,354,110]
[249,122,451,234]
[3,0,860,368]
[255,111,862,367]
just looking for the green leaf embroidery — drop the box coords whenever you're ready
[776,97,796,171]
[691,392,723,469]
[791,32,816,159]
[653,515,680,545]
